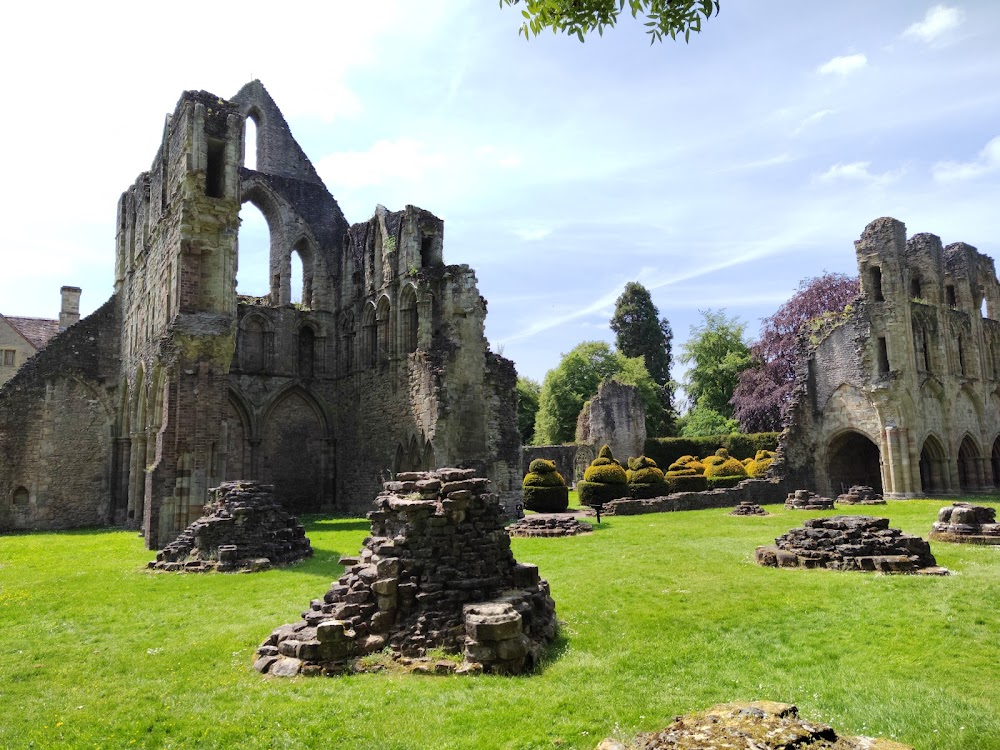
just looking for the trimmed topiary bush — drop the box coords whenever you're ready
[704,456,747,479]
[745,449,775,478]
[664,475,709,493]
[627,455,667,499]
[522,459,569,512]
[578,445,629,508]
[644,433,780,468]
[706,475,746,490]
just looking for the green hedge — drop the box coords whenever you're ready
[644,433,779,468]
[664,475,708,493]
[628,483,669,500]
[523,485,569,513]
[577,480,630,508]
[706,476,746,490]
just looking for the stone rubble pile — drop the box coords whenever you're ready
[149,481,311,572]
[755,515,947,574]
[595,701,914,750]
[507,514,594,538]
[929,502,1000,545]
[729,501,768,516]
[836,485,885,505]
[254,469,557,677]
[784,489,835,511]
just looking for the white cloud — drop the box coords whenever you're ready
[793,109,835,135]
[933,136,1000,182]
[316,138,449,189]
[903,5,964,45]
[816,161,901,185]
[817,54,867,77]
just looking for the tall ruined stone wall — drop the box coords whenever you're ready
[575,379,646,463]
[779,217,1000,498]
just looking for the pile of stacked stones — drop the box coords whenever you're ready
[755,515,947,574]
[507,514,594,538]
[729,500,768,516]
[836,485,885,505]
[254,469,557,677]
[929,502,1000,545]
[149,481,311,572]
[595,701,914,750]
[784,489,834,510]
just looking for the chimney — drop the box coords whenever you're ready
[59,286,82,330]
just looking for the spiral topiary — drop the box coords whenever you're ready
[626,455,667,499]
[578,444,629,508]
[522,459,569,512]
[703,456,748,479]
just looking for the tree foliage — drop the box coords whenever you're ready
[533,341,664,445]
[516,376,542,444]
[499,0,719,43]
[677,404,739,437]
[610,281,676,434]
[679,309,751,419]
[731,273,859,432]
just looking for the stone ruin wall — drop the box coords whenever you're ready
[778,217,1000,499]
[0,81,520,545]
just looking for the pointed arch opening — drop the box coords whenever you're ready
[827,430,882,495]
[361,303,377,369]
[400,285,418,354]
[244,113,259,171]
[957,435,983,492]
[376,296,391,361]
[992,436,1000,488]
[236,201,272,298]
[298,325,316,379]
[340,312,356,375]
[919,434,948,495]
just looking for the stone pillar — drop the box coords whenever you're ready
[896,427,914,496]
[976,457,989,491]
[59,286,82,330]
[883,426,901,497]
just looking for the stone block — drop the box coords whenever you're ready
[464,602,523,642]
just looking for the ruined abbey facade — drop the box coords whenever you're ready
[782,217,1000,499]
[0,82,519,547]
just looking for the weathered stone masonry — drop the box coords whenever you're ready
[0,81,519,547]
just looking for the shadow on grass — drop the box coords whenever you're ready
[535,629,571,674]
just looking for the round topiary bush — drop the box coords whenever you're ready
[668,455,705,474]
[627,455,667,499]
[746,449,775,478]
[704,456,748,479]
[578,445,629,508]
[522,459,569,512]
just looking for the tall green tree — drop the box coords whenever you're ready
[679,309,751,419]
[499,0,719,43]
[516,376,542,444]
[610,281,676,434]
[533,341,664,444]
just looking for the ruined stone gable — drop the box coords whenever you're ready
[0,81,520,547]
[779,217,1000,498]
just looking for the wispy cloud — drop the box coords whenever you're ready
[817,53,867,77]
[816,161,902,185]
[793,109,835,135]
[933,136,1000,182]
[714,153,794,173]
[903,5,964,45]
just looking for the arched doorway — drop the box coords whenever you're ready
[827,431,882,495]
[919,435,949,495]
[957,435,983,492]
[992,437,1000,488]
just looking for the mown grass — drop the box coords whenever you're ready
[2,500,999,749]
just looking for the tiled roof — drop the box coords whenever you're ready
[4,316,60,350]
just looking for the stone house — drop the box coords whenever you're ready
[0,287,80,387]
[780,217,1000,498]
[0,82,519,547]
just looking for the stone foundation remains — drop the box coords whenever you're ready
[784,489,835,511]
[755,515,947,574]
[148,481,311,572]
[596,701,914,750]
[836,485,885,505]
[929,502,1000,545]
[254,469,556,676]
[729,501,768,516]
[507,514,594,538]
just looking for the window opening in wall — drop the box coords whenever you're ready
[420,235,434,267]
[923,329,932,372]
[946,284,957,307]
[2,349,15,367]
[400,287,418,354]
[910,276,922,299]
[870,266,884,302]
[291,251,304,305]
[236,202,271,297]
[982,298,989,319]
[244,116,258,171]
[958,335,966,376]
[206,138,226,198]
[12,486,29,506]
[298,327,315,379]
[877,337,890,375]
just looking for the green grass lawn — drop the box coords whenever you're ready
[2,499,1000,749]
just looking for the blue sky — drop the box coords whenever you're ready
[2,1,999,392]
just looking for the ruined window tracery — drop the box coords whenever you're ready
[298,326,315,379]
[361,304,377,369]
[239,316,273,373]
[400,286,418,354]
[340,314,356,374]
[376,298,391,360]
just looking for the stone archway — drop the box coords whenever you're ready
[919,435,949,495]
[957,435,984,492]
[992,437,1000,488]
[827,431,882,495]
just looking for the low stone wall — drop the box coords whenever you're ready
[507,514,593,538]
[602,477,792,516]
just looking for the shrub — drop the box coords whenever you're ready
[666,467,699,477]
[522,459,569,512]
[579,445,629,508]
[745,449,775,478]
[626,455,667,499]
[644,433,780,467]
[703,457,747,479]
[577,480,630,506]
[706,475,746,490]
[664,475,708,493]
